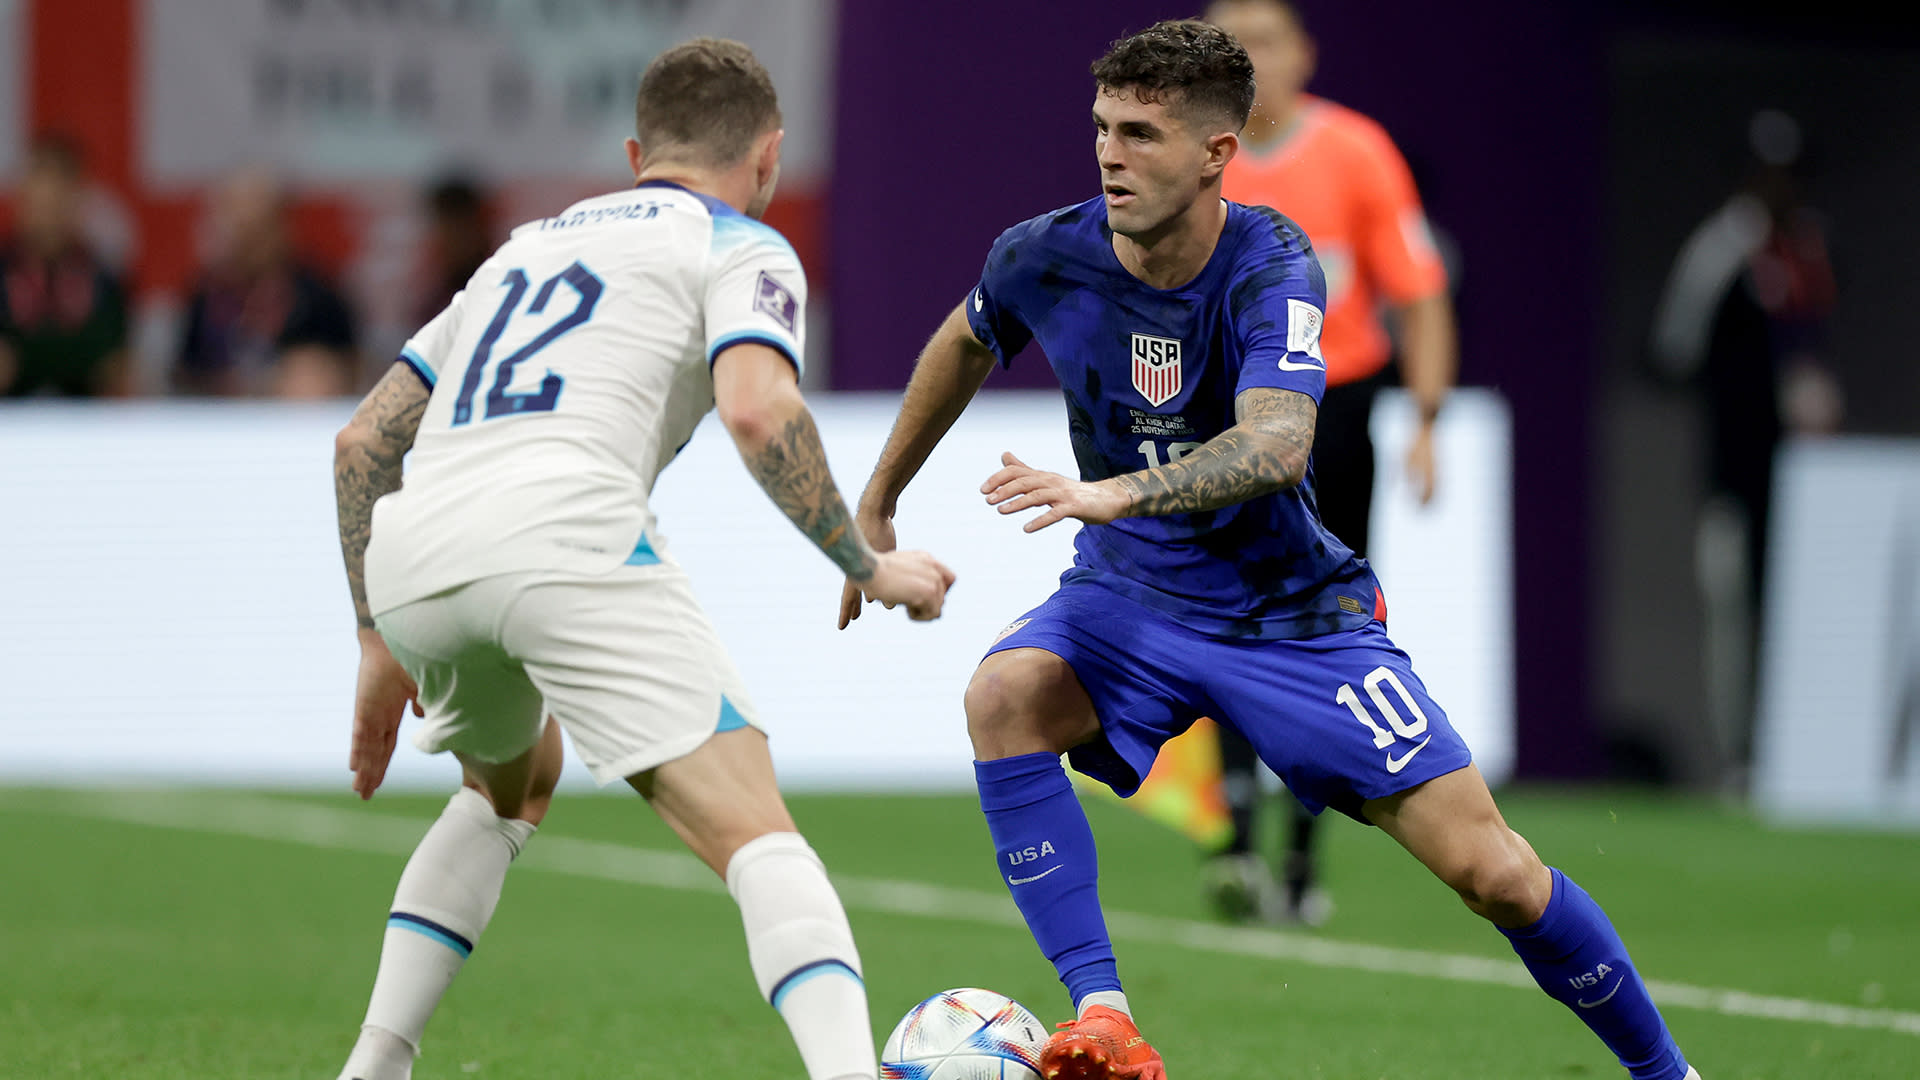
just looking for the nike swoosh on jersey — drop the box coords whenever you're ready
[1385,735,1433,774]
[1276,356,1326,372]
[1576,978,1625,1009]
[1007,865,1062,886]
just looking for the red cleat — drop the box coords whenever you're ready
[1038,1005,1167,1080]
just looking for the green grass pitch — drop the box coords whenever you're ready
[4,785,1916,1079]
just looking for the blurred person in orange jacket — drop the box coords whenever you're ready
[1203,0,1459,925]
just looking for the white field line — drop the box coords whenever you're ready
[23,788,1920,1038]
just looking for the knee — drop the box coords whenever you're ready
[963,668,1038,756]
[464,773,555,827]
[963,658,1092,760]
[466,779,545,826]
[496,720,564,825]
[1448,829,1551,927]
[508,791,554,827]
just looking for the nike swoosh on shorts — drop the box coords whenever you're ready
[1385,735,1433,775]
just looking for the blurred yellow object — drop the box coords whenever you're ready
[1074,718,1230,848]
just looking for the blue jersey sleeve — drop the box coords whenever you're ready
[965,226,1035,367]
[1228,227,1331,404]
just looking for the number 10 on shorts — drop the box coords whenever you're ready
[1337,666,1432,773]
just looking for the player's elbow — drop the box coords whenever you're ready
[717,395,783,450]
[1260,444,1311,491]
[334,416,383,463]
[718,376,804,451]
[1239,420,1312,491]
[1277,450,1311,489]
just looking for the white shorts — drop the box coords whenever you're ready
[374,564,761,785]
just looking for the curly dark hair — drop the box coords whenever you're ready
[1089,19,1256,132]
[634,38,782,167]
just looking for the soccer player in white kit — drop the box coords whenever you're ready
[329,39,954,1080]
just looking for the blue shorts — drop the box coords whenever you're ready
[983,576,1473,821]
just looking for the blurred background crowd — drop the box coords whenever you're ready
[0,140,508,399]
[2,0,1915,807]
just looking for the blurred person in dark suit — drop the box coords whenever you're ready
[1650,109,1840,787]
[0,135,129,397]
[175,169,358,398]
[414,175,494,327]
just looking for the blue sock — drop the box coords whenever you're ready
[1501,868,1689,1080]
[975,753,1119,1007]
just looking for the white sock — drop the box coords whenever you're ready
[726,832,874,1080]
[338,788,536,1080]
[1078,990,1132,1019]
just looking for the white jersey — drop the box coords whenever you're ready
[365,182,806,615]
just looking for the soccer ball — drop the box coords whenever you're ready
[879,987,1049,1079]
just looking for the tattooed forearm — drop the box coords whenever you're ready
[335,366,431,629]
[1112,388,1316,518]
[742,407,877,581]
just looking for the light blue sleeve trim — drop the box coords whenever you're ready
[708,330,801,376]
[399,346,437,387]
[708,212,800,261]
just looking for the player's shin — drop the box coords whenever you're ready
[1500,868,1690,1080]
[975,752,1126,1014]
[726,832,875,1080]
[339,788,535,1080]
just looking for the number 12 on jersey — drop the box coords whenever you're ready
[452,261,604,426]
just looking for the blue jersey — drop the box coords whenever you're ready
[967,197,1381,640]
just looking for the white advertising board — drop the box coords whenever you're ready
[1753,438,1920,825]
[0,390,1512,792]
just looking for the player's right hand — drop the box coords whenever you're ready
[350,628,424,800]
[837,511,898,628]
[860,549,957,622]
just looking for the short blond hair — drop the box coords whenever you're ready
[634,38,782,167]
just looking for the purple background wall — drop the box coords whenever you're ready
[831,1,1605,779]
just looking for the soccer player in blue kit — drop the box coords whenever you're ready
[838,20,1701,1080]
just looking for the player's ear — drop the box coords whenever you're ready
[1203,130,1239,181]
[625,137,645,180]
[756,128,785,188]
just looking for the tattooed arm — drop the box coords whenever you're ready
[982,388,1316,530]
[839,301,996,627]
[334,361,430,799]
[713,343,955,618]
[334,363,431,629]
[713,343,875,579]
[1110,387,1315,516]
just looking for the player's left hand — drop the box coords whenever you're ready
[982,451,1130,532]
[350,628,424,800]
[1404,422,1438,506]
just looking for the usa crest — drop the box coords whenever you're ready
[1130,333,1182,407]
